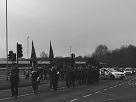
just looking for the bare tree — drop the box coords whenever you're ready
[39,51,48,59]
[92,44,108,63]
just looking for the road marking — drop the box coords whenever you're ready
[109,87,113,89]
[19,92,34,97]
[0,92,35,101]
[114,85,117,87]
[58,86,67,89]
[0,97,12,101]
[70,98,78,102]
[103,89,107,91]
[95,91,100,94]
[101,97,135,102]
[83,94,92,97]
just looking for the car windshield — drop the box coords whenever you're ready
[125,68,132,71]
[107,68,117,72]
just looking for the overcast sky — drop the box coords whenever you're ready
[0,0,136,58]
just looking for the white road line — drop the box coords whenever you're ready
[58,86,66,89]
[114,85,117,87]
[0,86,67,101]
[109,87,113,89]
[0,92,36,101]
[83,94,92,97]
[101,97,134,102]
[0,97,12,101]
[70,98,78,102]
[95,91,100,94]
[19,92,34,97]
[103,89,107,91]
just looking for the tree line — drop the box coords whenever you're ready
[92,44,136,68]
[16,44,136,68]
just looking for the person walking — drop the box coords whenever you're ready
[65,65,70,87]
[25,69,29,79]
[9,63,20,98]
[31,67,40,94]
[52,66,59,91]
[68,67,75,88]
[49,67,54,89]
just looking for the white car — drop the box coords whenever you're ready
[100,68,125,80]
[124,68,133,75]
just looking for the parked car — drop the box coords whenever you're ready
[100,68,125,80]
[124,68,134,75]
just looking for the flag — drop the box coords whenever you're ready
[30,41,38,67]
[49,41,54,65]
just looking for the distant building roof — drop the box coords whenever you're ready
[0,61,86,65]
[0,61,50,64]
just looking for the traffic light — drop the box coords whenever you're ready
[17,43,23,58]
[71,53,75,67]
[8,51,13,61]
[13,53,16,61]
[88,57,94,66]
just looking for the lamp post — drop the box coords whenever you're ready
[70,46,72,57]
[27,36,29,59]
[127,55,129,67]
[6,0,9,80]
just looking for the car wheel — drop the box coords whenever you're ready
[110,75,115,80]
[120,78,123,80]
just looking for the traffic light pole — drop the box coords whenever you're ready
[17,43,18,66]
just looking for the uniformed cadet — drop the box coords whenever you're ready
[31,67,40,94]
[49,67,54,89]
[96,67,100,82]
[65,65,70,87]
[86,66,90,85]
[9,63,20,98]
[52,66,59,91]
[78,67,82,85]
[68,67,75,88]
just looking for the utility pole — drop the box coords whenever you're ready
[27,36,29,59]
[70,46,72,57]
[6,0,9,80]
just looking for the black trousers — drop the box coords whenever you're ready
[50,79,53,88]
[32,81,38,93]
[53,79,58,91]
[68,78,75,88]
[10,82,18,96]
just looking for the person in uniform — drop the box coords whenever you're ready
[68,67,75,88]
[49,67,54,89]
[9,63,20,98]
[65,65,70,87]
[31,67,39,94]
[52,66,59,91]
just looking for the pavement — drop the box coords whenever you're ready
[0,75,48,90]
[101,97,136,102]
[0,76,136,102]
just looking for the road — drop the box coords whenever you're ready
[0,75,136,102]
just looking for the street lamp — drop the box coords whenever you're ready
[127,55,129,67]
[27,36,29,59]
[70,46,72,57]
[6,0,9,80]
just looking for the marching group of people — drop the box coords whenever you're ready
[64,64,99,88]
[9,63,99,98]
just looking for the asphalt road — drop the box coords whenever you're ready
[0,75,136,102]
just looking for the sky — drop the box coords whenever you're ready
[0,0,136,58]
